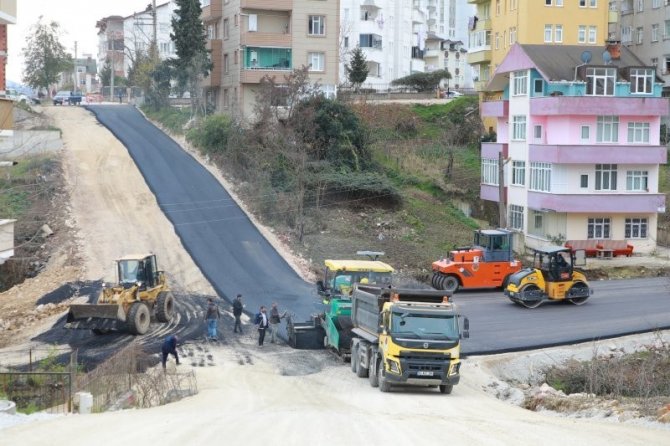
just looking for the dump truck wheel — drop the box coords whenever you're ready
[567,282,589,306]
[439,384,453,394]
[442,275,460,293]
[431,273,442,289]
[155,291,174,323]
[518,284,543,309]
[356,352,369,378]
[127,302,151,335]
[351,344,358,373]
[378,362,391,392]
[368,357,379,388]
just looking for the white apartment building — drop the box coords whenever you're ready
[340,0,473,89]
[122,1,178,75]
[97,2,177,79]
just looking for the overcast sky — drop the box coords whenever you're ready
[7,0,148,84]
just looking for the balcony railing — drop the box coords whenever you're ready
[527,191,666,214]
[528,144,667,165]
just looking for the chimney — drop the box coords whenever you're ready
[606,41,621,60]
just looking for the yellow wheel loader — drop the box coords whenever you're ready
[66,254,174,335]
[504,246,591,309]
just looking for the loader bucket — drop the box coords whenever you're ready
[66,304,126,323]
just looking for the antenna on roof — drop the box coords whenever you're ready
[602,50,612,65]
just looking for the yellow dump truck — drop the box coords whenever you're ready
[350,285,469,394]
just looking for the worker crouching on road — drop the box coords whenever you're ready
[161,334,180,370]
[269,302,286,344]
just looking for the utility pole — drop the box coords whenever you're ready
[498,151,507,229]
[110,32,115,102]
[73,41,78,91]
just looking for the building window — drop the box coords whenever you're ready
[579,0,586,5]
[595,164,617,191]
[512,161,526,186]
[545,0,552,5]
[622,26,632,44]
[223,18,229,39]
[512,115,527,140]
[534,212,543,230]
[309,15,326,36]
[636,27,644,44]
[555,25,563,43]
[223,88,229,108]
[630,68,654,94]
[588,217,610,239]
[496,0,501,15]
[223,54,229,74]
[534,78,543,94]
[530,162,551,192]
[534,125,543,140]
[627,122,650,143]
[578,25,586,43]
[513,70,528,95]
[588,26,597,44]
[638,0,644,12]
[481,158,499,185]
[665,57,670,75]
[544,25,553,42]
[557,0,564,5]
[587,68,616,96]
[653,0,661,8]
[495,32,500,50]
[581,125,590,140]
[234,14,238,26]
[625,218,648,238]
[580,174,589,188]
[234,50,238,65]
[626,170,649,191]
[509,205,524,230]
[308,52,325,71]
[652,24,660,42]
[510,27,517,44]
[589,0,597,5]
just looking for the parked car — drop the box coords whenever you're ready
[445,90,463,98]
[53,91,82,106]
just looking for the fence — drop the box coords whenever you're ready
[0,342,197,414]
[0,346,76,414]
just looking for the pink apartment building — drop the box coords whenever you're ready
[480,43,668,254]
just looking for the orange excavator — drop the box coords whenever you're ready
[431,229,522,293]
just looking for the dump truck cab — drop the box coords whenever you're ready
[504,246,591,309]
[431,229,521,293]
[351,286,469,394]
[315,252,394,356]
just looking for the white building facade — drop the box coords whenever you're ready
[339,0,473,89]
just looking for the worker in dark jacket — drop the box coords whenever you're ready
[204,298,221,340]
[232,294,244,334]
[161,334,180,370]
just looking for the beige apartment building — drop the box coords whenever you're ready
[201,0,339,120]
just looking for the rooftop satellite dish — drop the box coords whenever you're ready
[602,50,612,64]
[580,50,592,64]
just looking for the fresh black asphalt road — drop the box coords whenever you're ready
[86,105,321,329]
[87,105,670,355]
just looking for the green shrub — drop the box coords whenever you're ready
[186,114,233,154]
[141,106,191,134]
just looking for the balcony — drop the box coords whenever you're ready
[481,142,508,159]
[467,48,491,65]
[241,31,291,47]
[360,33,383,51]
[201,1,222,20]
[530,96,669,116]
[608,11,619,23]
[527,191,666,214]
[241,47,292,83]
[412,7,426,24]
[474,79,490,91]
[412,46,425,59]
[202,40,222,87]
[476,19,492,31]
[480,100,508,118]
[241,0,291,11]
[528,144,667,165]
